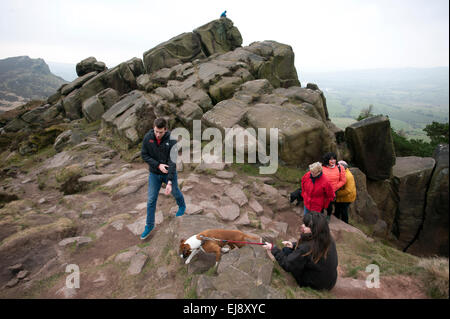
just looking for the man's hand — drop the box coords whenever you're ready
[282,241,293,248]
[164,183,172,195]
[158,164,169,173]
[262,242,273,251]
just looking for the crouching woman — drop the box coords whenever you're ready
[262,211,338,290]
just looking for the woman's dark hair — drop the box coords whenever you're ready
[296,212,332,264]
[322,152,337,167]
[153,117,168,129]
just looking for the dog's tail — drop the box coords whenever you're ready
[244,233,262,243]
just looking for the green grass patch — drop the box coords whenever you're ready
[183,275,198,299]
[24,271,65,298]
[337,231,424,278]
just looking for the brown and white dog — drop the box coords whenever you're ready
[179,229,261,266]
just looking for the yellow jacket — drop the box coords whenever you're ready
[336,168,356,203]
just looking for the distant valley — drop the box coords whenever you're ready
[300,67,449,141]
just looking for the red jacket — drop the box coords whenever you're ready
[301,172,335,212]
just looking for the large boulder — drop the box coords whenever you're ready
[20,103,62,127]
[82,88,120,123]
[101,90,166,147]
[61,71,98,96]
[176,100,203,127]
[196,245,282,299]
[143,32,206,74]
[245,103,336,166]
[273,86,328,122]
[367,178,397,236]
[76,57,107,77]
[70,58,144,122]
[202,99,248,134]
[391,156,436,251]
[408,145,449,257]
[62,89,83,120]
[102,59,144,95]
[193,18,242,56]
[78,71,109,104]
[345,115,396,181]
[143,18,243,75]
[245,41,300,88]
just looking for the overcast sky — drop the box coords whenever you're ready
[0,0,448,72]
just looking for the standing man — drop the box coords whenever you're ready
[140,118,186,240]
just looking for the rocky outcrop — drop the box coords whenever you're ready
[82,88,120,123]
[143,32,206,75]
[193,18,243,56]
[345,115,396,181]
[391,156,436,251]
[100,90,168,147]
[408,145,449,256]
[168,215,281,299]
[2,18,331,170]
[76,57,107,77]
[143,18,241,74]
[367,178,397,236]
[247,41,300,89]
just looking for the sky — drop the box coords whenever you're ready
[0,0,449,72]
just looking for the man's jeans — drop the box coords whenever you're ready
[146,173,185,227]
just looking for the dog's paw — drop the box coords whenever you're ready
[221,247,230,253]
[185,260,190,265]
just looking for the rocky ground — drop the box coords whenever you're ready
[0,121,433,299]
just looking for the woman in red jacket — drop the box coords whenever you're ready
[301,162,335,216]
[321,152,346,220]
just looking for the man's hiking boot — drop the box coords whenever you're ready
[140,224,154,240]
[176,206,186,217]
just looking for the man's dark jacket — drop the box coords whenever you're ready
[271,238,338,290]
[141,129,177,182]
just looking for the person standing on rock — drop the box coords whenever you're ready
[321,152,346,221]
[262,211,338,290]
[140,118,186,240]
[301,162,335,216]
[334,160,356,224]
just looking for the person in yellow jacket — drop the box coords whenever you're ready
[335,161,356,224]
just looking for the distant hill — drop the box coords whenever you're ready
[300,67,449,140]
[0,56,68,110]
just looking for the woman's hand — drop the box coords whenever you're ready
[282,241,293,248]
[262,242,273,250]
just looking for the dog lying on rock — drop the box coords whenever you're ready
[179,229,261,266]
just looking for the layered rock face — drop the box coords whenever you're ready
[408,145,449,256]
[2,17,335,168]
[143,18,242,74]
[345,117,448,256]
[391,157,436,250]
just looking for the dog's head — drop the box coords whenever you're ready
[290,188,303,206]
[179,239,192,259]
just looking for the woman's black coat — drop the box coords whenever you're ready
[271,238,338,290]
